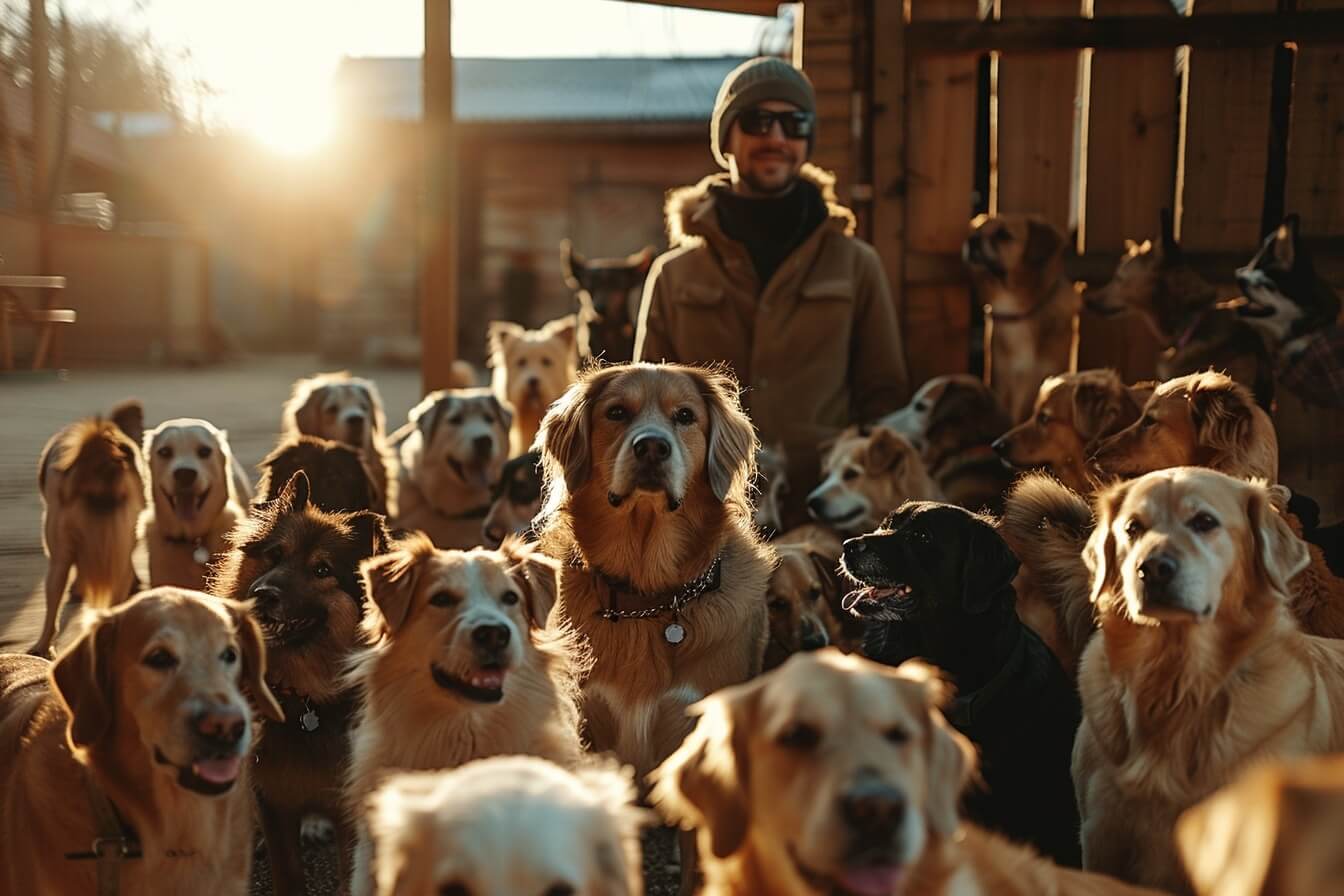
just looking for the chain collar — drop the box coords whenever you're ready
[572,554,724,622]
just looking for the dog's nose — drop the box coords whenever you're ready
[633,434,671,464]
[800,618,828,651]
[345,413,366,431]
[525,376,540,390]
[991,436,1009,457]
[807,496,827,520]
[472,624,511,651]
[472,435,494,460]
[173,467,198,488]
[840,777,907,837]
[1139,553,1179,587]
[483,524,505,547]
[843,536,867,556]
[192,706,246,748]
[248,581,282,606]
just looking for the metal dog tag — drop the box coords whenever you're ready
[192,545,211,566]
[664,622,686,645]
[300,706,320,732]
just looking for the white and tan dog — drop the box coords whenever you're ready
[488,316,580,456]
[365,756,649,896]
[284,371,394,514]
[392,388,512,549]
[139,419,247,592]
[806,427,942,537]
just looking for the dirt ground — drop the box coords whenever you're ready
[0,355,682,895]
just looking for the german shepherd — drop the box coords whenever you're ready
[560,240,655,364]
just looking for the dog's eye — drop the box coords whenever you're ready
[143,648,178,670]
[197,446,213,460]
[1139,414,1157,430]
[1125,518,1147,539]
[541,357,553,368]
[220,646,238,665]
[1188,512,1220,533]
[673,407,696,426]
[884,726,910,745]
[156,445,172,459]
[515,358,527,368]
[776,722,821,751]
[324,406,338,417]
[448,414,464,426]
[1036,411,1050,426]
[439,884,470,896]
[543,885,575,896]
[768,596,788,612]
[913,401,928,412]
[430,591,458,607]
[842,467,860,482]
[807,587,823,602]
[501,590,520,606]
[312,562,334,579]
[605,405,628,422]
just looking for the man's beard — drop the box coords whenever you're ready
[740,157,799,196]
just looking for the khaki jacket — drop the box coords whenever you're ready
[634,164,909,507]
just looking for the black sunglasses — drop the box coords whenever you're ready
[737,107,814,139]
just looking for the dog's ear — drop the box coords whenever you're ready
[895,660,976,837]
[1273,214,1298,270]
[1072,378,1121,443]
[486,394,514,433]
[1189,381,1254,467]
[962,520,1019,613]
[407,392,449,443]
[275,470,312,514]
[500,535,560,627]
[360,535,432,636]
[560,239,586,290]
[354,380,387,434]
[1247,484,1310,598]
[692,368,758,504]
[543,314,579,350]
[538,378,596,495]
[1023,218,1063,270]
[348,510,392,560]
[109,398,145,447]
[807,550,839,606]
[221,598,284,722]
[285,380,326,437]
[649,685,758,860]
[865,428,909,477]
[487,321,526,366]
[1084,480,1132,609]
[51,611,120,754]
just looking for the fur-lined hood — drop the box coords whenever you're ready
[664,163,857,248]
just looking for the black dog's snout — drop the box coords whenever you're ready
[472,624,511,652]
[633,435,672,464]
[192,706,246,749]
[248,581,282,606]
[173,467,198,487]
[1139,553,1178,587]
[843,537,868,556]
[840,776,907,837]
[991,436,1009,456]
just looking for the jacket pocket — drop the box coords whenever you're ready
[790,279,856,362]
[676,283,725,308]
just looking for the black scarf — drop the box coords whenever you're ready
[713,178,828,290]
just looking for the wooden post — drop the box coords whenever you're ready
[29,0,50,274]
[421,0,459,394]
[870,0,906,381]
[1286,0,1344,237]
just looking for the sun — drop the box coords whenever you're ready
[245,94,337,156]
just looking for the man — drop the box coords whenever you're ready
[635,56,908,526]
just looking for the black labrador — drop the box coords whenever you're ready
[840,500,1082,867]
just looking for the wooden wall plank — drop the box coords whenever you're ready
[1287,0,1344,240]
[870,0,907,398]
[803,0,857,202]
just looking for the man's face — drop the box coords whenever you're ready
[727,99,809,196]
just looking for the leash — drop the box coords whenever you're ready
[64,773,142,896]
[570,553,723,645]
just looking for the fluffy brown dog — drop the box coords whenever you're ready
[283,371,395,514]
[1073,467,1344,892]
[255,434,378,514]
[1091,370,1279,484]
[963,214,1080,423]
[536,364,772,782]
[139,418,247,593]
[652,649,1160,896]
[393,387,512,548]
[994,370,1150,495]
[1177,754,1344,896]
[31,413,147,656]
[0,588,282,895]
[344,534,583,895]
[211,471,390,896]
[807,426,942,536]
[488,315,581,456]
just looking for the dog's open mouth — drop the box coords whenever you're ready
[431,663,506,703]
[842,585,915,618]
[790,844,905,896]
[447,457,493,491]
[163,486,210,522]
[260,613,324,647]
[154,746,242,796]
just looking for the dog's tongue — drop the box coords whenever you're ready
[464,461,493,491]
[191,756,241,785]
[839,865,904,896]
[469,668,506,691]
[174,489,199,522]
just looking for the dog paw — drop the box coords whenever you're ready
[300,814,335,844]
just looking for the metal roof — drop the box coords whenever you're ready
[334,56,749,123]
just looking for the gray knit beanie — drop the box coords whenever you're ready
[711,56,817,169]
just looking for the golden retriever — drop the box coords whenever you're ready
[392,387,511,548]
[806,426,941,537]
[1177,754,1344,896]
[365,756,649,896]
[963,214,1080,423]
[488,315,580,456]
[1074,467,1344,891]
[535,363,773,782]
[31,415,147,656]
[139,418,247,592]
[994,370,1151,495]
[651,649,1160,896]
[1091,370,1278,484]
[284,371,395,514]
[0,587,282,895]
[345,534,584,895]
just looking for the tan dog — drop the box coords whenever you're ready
[31,414,147,656]
[963,214,1080,423]
[1177,755,1344,896]
[1092,370,1279,484]
[345,534,583,895]
[806,426,942,537]
[0,588,282,895]
[365,756,649,896]
[994,370,1151,495]
[1073,468,1344,891]
[392,387,511,549]
[652,649,1160,896]
[284,371,395,514]
[488,315,580,456]
[763,541,838,670]
[140,418,246,592]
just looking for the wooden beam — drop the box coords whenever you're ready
[421,0,459,394]
[612,0,781,13]
[906,10,1344,54]
[870,0,906,384]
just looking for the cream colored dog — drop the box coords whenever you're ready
[365,756,649,896]
[284,371,395,514]
[345,534,583,895]
[140,418,247,592]
[1074,467,1344,892]
[806,427,942,536]
[489,315,580,456]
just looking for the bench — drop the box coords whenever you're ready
[0,275,73,370]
